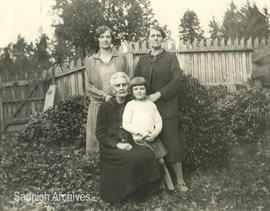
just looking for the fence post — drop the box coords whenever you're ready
[126,52,134,78]
[0,77,4,132]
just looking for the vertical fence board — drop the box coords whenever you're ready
[239,53,243,82]
[197,53,202,83]
[201,53,206,84]
[0,86,4,131]
[78,72,83,95]
[229,52,234,83]
[243,53,247,82]
[193,53,198,79]
[214,52,219,84]
[221,52,226,83]
[232,52,237,83]
[239,52,243,82]
[235,53,239,82]
[206,52,211,85]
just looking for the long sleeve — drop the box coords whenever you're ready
[122,53,133,78]
[134,57,142,78]
[85,58,106,100]
[96,103,118,148]
[122,103,140,135]
[159,54,182,101]
[152,106,162,137]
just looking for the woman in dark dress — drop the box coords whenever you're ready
[95,72,164,202]
[134,25,188,192]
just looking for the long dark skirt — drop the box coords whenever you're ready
[160,118,187,163]
[99,145,164,203]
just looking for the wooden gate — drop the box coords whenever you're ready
[0,79,48,132]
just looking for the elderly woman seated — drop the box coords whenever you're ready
[96,72,164,202]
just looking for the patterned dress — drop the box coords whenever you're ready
[85,51,129,153]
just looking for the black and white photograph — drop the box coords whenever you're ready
[0,0,270,210]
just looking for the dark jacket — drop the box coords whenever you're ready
[95,98,133,151]
[134,50,182,119]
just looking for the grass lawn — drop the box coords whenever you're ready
[0,132,269,211]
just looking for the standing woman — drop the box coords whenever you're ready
[85,26,129,153]
[134,25,188,191]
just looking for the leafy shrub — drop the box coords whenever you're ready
[178,75,270,166]
[18,95,90,146]
[217,86,270,143]
[178,75,231,166]
[18,75,270,168]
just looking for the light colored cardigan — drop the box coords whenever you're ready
[85,51,130,102]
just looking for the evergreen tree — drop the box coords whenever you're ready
[239,2,269,39]
[51,38,75,65]
[0,34,52,79]
[222,1,241,40]
[208,16,223,40]
[0,45,14,76]
[179,10,204,43]
[32,34,52,71]
[221,1,269,40]
[11,35,35,74]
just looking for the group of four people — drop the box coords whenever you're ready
[85,25,188,202]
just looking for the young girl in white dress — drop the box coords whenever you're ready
[122,77,174,191]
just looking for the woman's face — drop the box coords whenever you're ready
[98,30,112,49]
[149,29,163,49]
[112,77,129,98]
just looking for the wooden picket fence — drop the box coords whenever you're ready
[49,37,268,102]
[0,36,269,132]
[53,59,86,102]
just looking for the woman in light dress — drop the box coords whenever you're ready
[85,26,129,153]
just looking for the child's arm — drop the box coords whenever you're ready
[144,104,163,142]
[122,103,141,135]
[153,106,163,137]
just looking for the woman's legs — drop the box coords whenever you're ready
[170,162,188,191]
[159,158,174,190]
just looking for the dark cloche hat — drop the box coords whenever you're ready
[130,77,147,87]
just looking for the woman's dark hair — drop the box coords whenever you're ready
[147,25,166,39]
[95,26,114,42]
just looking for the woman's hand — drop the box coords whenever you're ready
[144,132,156,142]
[104,95,112,102]
[138,130,151,139]
[116,143,133,151]
[149,92,161,102]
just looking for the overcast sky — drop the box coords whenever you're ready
[0,0,270,48]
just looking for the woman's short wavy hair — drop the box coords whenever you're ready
[94,26,114,42]
[110,72,130,87]
[147,25,166,39]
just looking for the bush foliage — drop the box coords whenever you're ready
[18,95,90,146]
[217,87,270,143]
[178,76,230,166]
[178,75,270,166]
[18,75,270,167]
